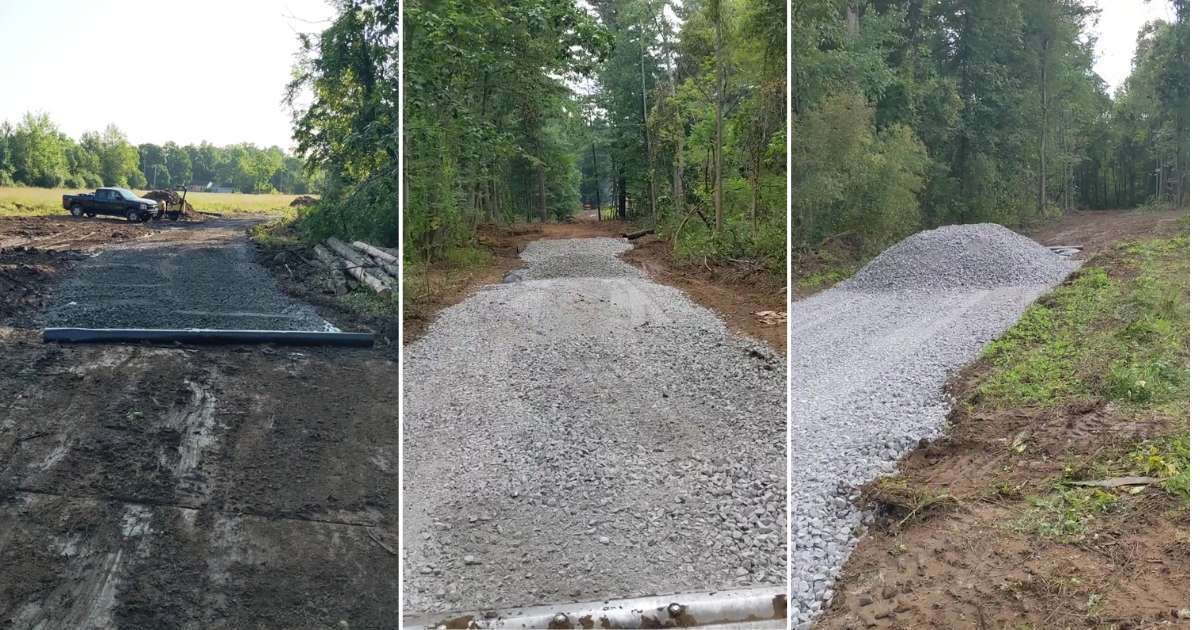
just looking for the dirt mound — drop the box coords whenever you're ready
[141,190,201,219]
[0,246,80,322]
[290,195,318,208]
[845,223,1076,291]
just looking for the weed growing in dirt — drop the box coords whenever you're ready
[981,234,1189,536]
[1021,485,1119,539]
[339,287,398,318]
[1129,436,1189,499]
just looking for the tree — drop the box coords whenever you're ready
[10,112,68,187]
[290,0,399,246]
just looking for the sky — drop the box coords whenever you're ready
[1090,0,1175,93]
[0,0,336,150]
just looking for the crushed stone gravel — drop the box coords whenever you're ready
[40,221,333,331]
[791,223,1078,627]
[844,223,1077,291]
[403,237,786,616]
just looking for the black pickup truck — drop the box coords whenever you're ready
[62,187,162,222]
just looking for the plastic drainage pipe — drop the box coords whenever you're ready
[404,586,786,629]
[43,328,374,348]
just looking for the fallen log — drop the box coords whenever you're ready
[351,241,399,276]
[351,241,398,264]
[325,237,395,293]
[313,244,351,295]
[622,228,654,240]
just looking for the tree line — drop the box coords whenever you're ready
[403,0,787,274]
[793,0,1189,255]
[0,112,320,194]
[289,0,397,247]
[588,0,787,272]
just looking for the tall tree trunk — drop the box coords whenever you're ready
[618,176,627,219]
[640,47,656,223]
[1038,38,1048,216]
[538,163,546,222]
[712,0,724,238]
[592,140,602,221]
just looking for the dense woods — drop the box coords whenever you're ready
[793,0,1190,255]
[403,0,786,273]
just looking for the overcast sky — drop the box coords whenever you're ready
[1091,0,1175,92]
[0,0,335,149]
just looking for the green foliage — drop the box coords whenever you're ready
[1129,435,1189,499]
[287,0,398,247]
[338,286,399,318]
[403,0,606,261]
[586,0,787,275]
[793,91,928,254]
[794,0,1189,259]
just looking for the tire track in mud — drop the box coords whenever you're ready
[1,220,398,628]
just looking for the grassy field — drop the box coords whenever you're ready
[0,186,308,217]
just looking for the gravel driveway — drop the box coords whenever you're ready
[790,225,1077,627]
[403,237,786,615]
[41,218,332,331]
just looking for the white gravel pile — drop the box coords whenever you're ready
[790,224,1077,627]
[404,237,785,616]
[844,223,1076,291]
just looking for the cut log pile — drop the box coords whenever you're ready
[313,237,398,295]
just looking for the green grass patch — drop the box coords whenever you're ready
[444,245,492,269]
[0,186,303,217]
[248,213,303,248]
[977,236,1188,418]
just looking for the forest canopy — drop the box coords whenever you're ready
[793,0,1190,255]
[403,0,787,275]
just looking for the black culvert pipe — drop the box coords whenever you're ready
[43,328,374,348]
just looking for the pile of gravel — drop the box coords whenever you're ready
[790,223,1077,627]
[843,223,1076,291]
[404,237,785,615]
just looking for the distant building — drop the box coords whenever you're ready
[189,184,235,193]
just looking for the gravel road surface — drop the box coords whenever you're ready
[403,237,786,615]
[790,224,1076,627]
[41,218,333,331]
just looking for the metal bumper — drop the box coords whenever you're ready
[405,586,786,629]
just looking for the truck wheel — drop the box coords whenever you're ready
[70,205,84,217]
[127,210,143,223]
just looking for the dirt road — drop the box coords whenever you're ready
[402,236,786,617]
[0,216,398,629]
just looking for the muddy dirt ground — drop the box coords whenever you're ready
[404,214,786,353]
[0,216,398,629]
[815,209,1189,629]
